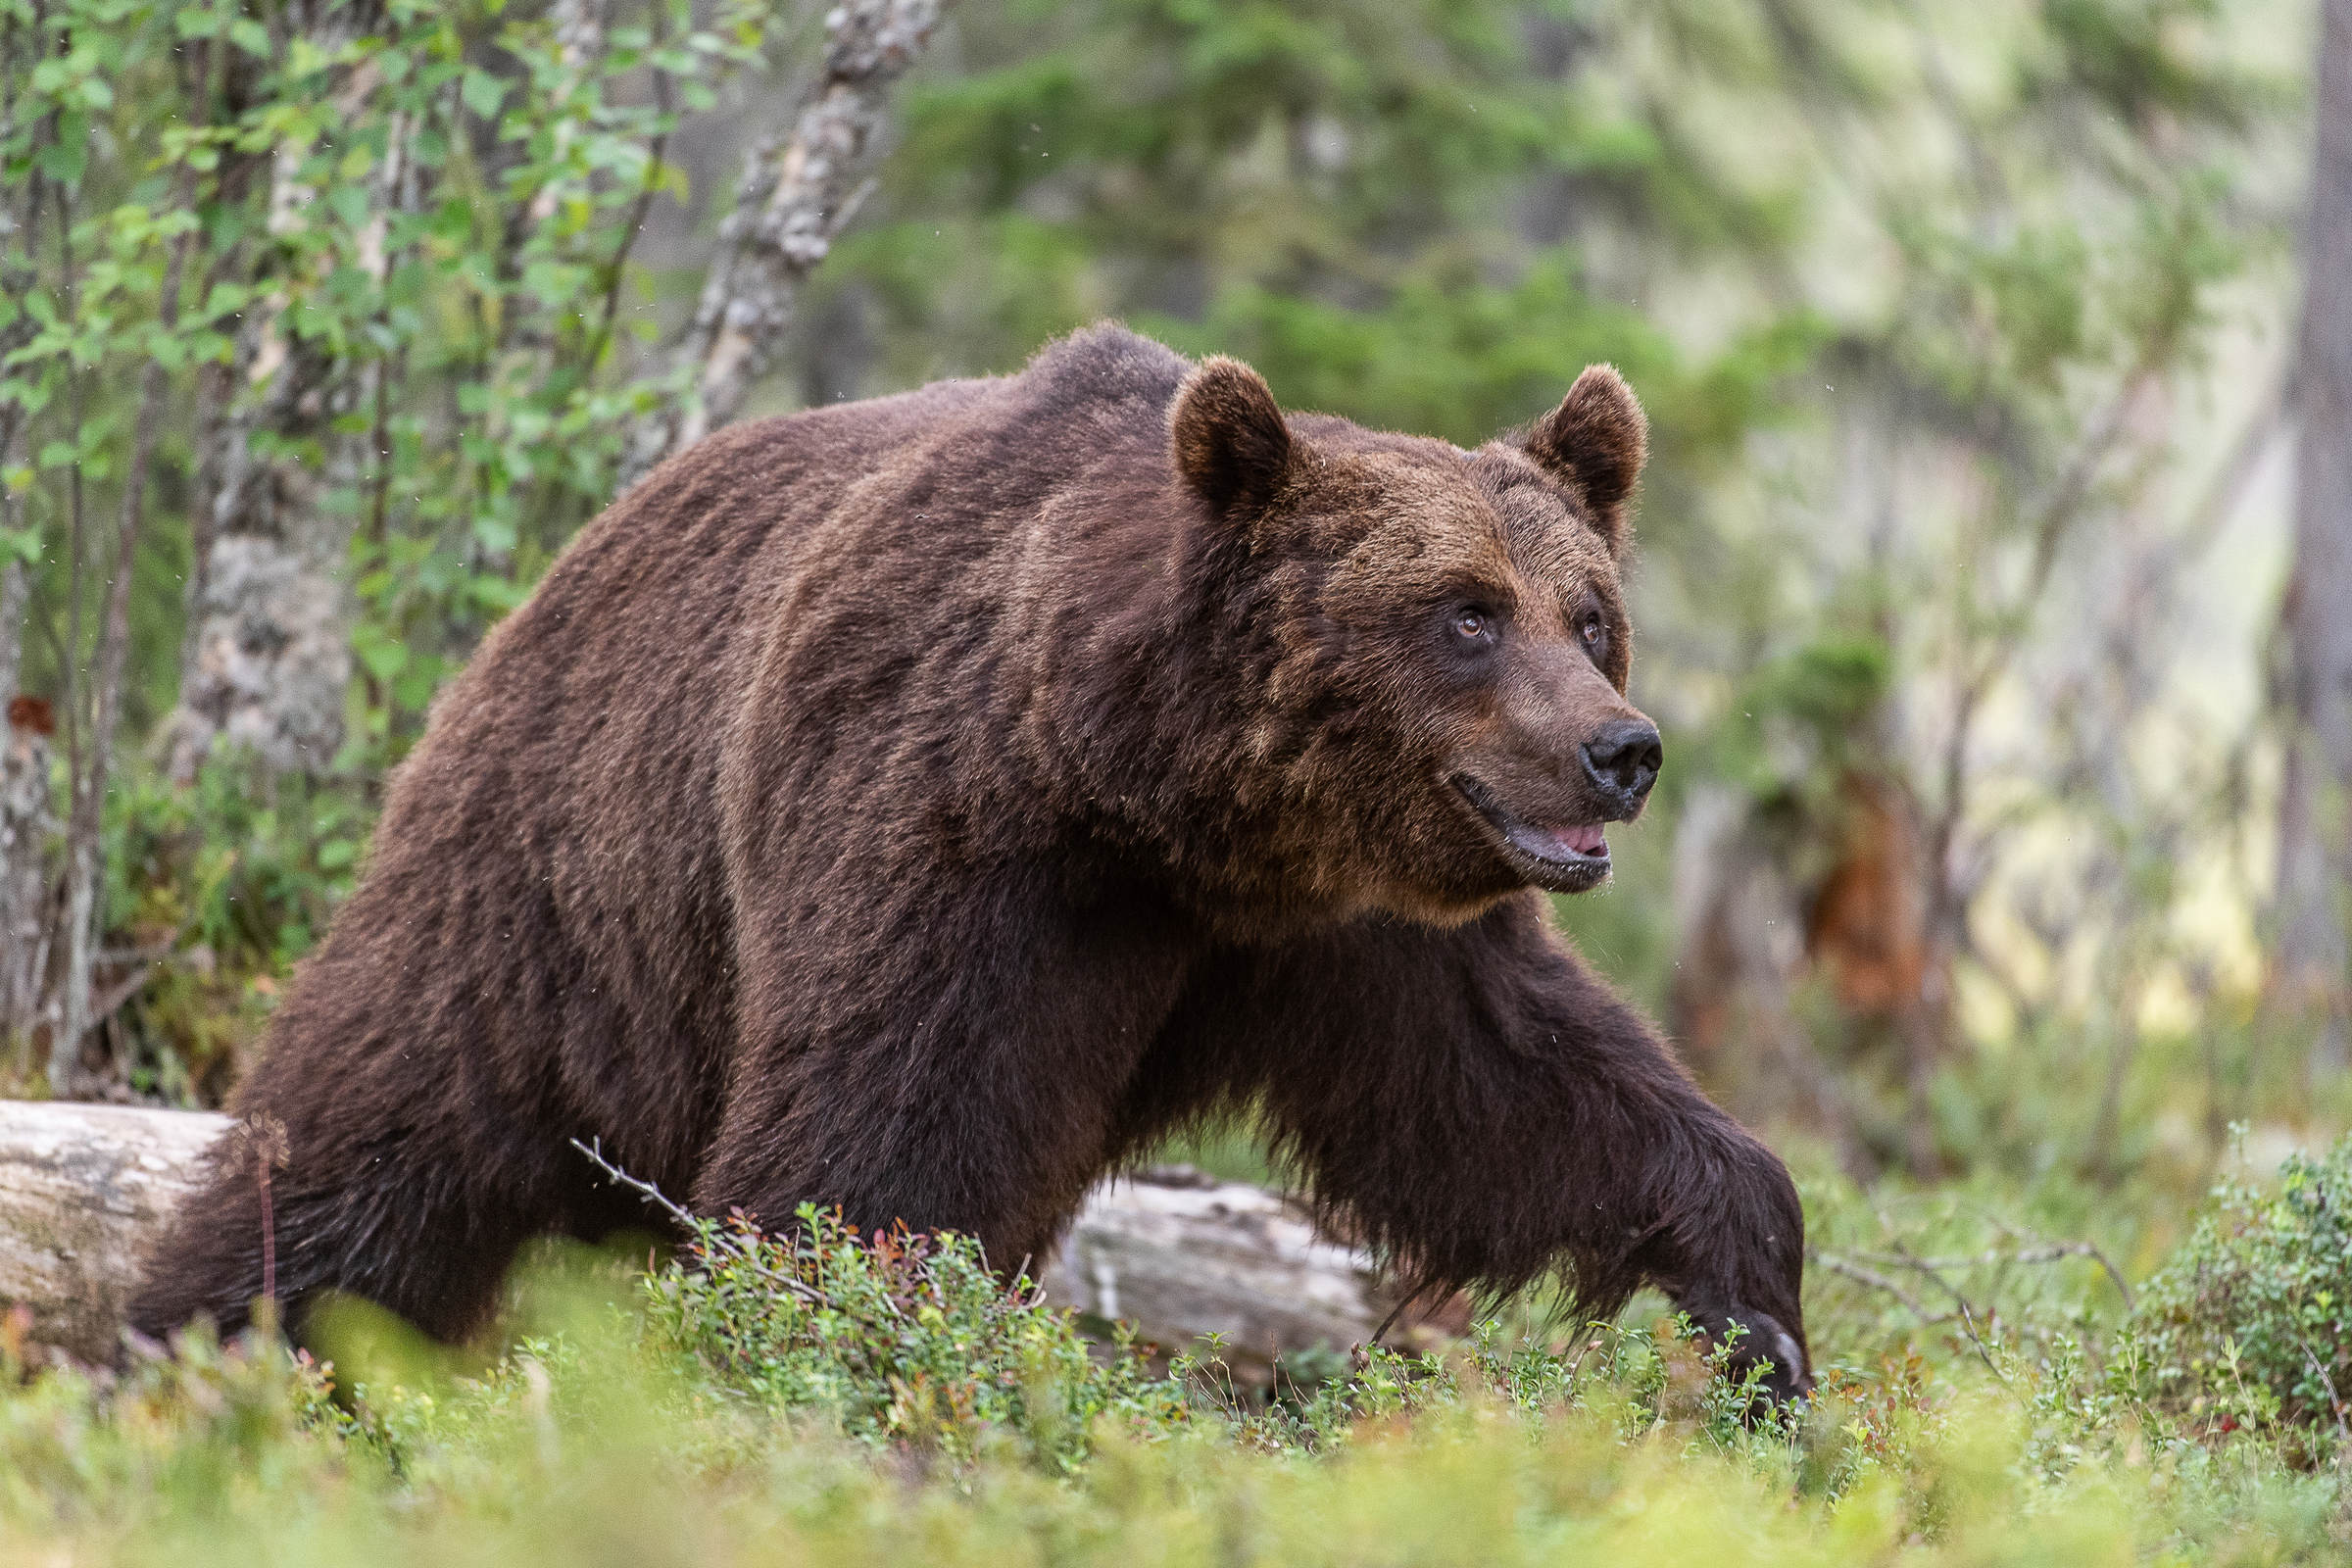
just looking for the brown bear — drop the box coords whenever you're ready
[131,324,1810,1398]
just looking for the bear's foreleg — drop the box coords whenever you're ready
[1166,893,1810,1402]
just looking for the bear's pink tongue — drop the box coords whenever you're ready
[1538,823,1607,858]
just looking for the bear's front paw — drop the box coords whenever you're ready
[1684,1301,1812,1414]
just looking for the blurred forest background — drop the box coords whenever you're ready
[2,0,2348,1211]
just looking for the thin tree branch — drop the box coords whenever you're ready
[1807,1249,1954,1322]
[622,0,948,487]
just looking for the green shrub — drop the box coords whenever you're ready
[643,1202,1194,1473]
[2123,1131,2352,1444]
[3,1196,2350,1563]
[40,754,379,1104]
[0,1317,353,1531]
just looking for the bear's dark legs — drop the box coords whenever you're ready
[1143,894,1810,1400]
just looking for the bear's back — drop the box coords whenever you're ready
[259,332,1193,1196]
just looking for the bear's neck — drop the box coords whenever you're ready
[1006,489,1373,940]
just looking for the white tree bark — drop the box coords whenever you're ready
[159,0,383,785]
[621,0,947,487]
[0,703,53,1048]
[0,1102,229,1365]
[2277,0,2352,1073]
[0,561,24,744]
[0,163,53,1052]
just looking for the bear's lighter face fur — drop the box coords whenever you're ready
[1172,361,1659,925]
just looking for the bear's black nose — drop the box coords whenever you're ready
[1581,719,1663,811]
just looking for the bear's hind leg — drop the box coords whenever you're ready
[130,1129,548,1349]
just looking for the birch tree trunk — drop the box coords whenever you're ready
[158,0,383,786]
[0,527,45,1056]
[620,0,947,488]
[2276,0,2352,1075]
[0,695,52,1055]
[0,143,54,1054]
[161,331,357,784]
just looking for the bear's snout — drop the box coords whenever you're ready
[1579,717,1662,818]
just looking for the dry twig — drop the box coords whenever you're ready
[568,1135,825,1306]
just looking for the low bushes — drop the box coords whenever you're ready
[1,1138,2350,1561]
[2123,1132,2352,1443]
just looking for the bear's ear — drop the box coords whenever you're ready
[1171,356,1293,519]
[1524,365,1647,557]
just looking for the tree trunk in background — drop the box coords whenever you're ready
[0,157,54,1057]
[161,330,357,784]
[158,0,382,786]
[620,0,947,488]
[0,560,40,1056]
[0,692,52,1058]
[1667,773,1934,1179]
[2276,0,2352,1075]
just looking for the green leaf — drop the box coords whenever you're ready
[352,625,409,682]
[392,664,439,710]
[462,68,508,121]
[35,133,87,185]
[471,514,517,555]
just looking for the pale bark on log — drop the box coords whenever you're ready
[0,1102,229,1366]
[2276,0,2352,1073]
[0,1106,1443,1378]
[1038,1166,1458,1383]
[620,0,947,488]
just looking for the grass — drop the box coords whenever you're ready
[4,1133,2351,1564]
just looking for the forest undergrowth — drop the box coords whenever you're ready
[5,1132,2351,1565]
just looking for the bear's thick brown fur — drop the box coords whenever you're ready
[131,325,1809,1396]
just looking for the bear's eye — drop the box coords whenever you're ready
[1452,609,1492,643]
[1582,615,1604,652]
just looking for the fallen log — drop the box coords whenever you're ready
[0,1102,1447,1376]
[1039,1165,1458,1382]
[0,1102,229,1365]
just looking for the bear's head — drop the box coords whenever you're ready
[1171,356,1661,922]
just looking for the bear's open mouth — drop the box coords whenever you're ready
[1448,773,1611,894]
